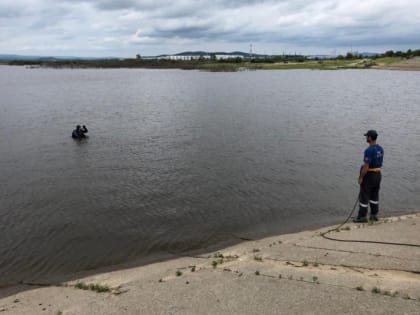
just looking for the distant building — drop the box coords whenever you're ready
[214,54,244,60]
[158,54,245,61]
[158,54,211,61]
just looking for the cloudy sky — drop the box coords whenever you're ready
[1,0,419,57]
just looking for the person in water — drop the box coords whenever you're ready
[72,125,88,139]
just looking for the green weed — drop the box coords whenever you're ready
[75,282,110,293]
[371,287,381,294]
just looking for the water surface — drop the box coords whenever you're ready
[1,66,419,285]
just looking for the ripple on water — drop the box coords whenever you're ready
[1,67,420,285]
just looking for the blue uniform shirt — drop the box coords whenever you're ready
[364,144,384,168]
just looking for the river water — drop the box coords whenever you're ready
[1,66,419,286]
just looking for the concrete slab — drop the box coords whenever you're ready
[1,213,419,314]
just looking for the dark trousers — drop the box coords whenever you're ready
[358,172,381,218]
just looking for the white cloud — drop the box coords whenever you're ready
[0,0,419,56]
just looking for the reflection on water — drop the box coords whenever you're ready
[1,66,419,285]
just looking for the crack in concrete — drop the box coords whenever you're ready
[264,257,420,280]
[291,243,420,262]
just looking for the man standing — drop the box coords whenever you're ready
[354,130,384,223]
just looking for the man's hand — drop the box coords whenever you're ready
[358,163,369,185]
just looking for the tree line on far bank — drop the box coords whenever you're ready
[6,48,420,68]
[337,48,420,60]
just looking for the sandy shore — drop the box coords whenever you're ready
[375,57,420,71]
[1,213,419,314]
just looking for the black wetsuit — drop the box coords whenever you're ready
[72,126,88,139]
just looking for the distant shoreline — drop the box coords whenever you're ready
[4,57,420,71]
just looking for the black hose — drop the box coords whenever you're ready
[321,193,420,248]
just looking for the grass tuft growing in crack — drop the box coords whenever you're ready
[371,287,381,294]
[75,282,110,293]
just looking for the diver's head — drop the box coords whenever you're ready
[76,125,81,130]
